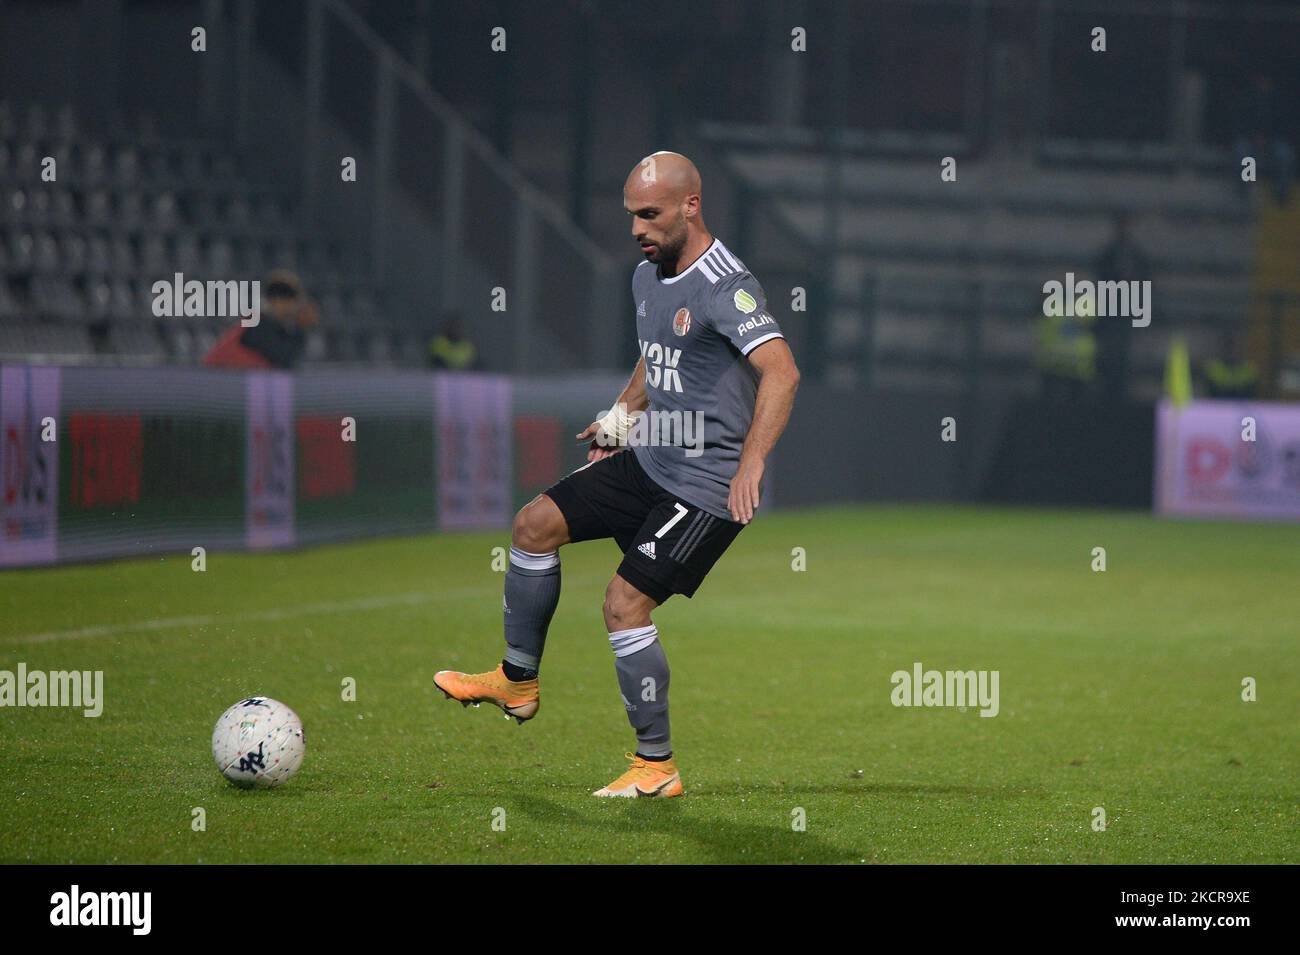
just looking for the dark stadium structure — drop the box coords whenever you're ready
[4,0,1297,384]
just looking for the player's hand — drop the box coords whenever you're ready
[728,457,763,524]
[576,421,621,462]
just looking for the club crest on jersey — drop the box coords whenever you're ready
[733,289,758,314]
[673,307,691,337]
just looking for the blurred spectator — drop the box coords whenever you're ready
[1035,285,1096,403]
[427,314,477,370]
[1235,72,1295,204]
[203,270,318,369]
[1204,330,1259,400]
[1094,215,1150,404]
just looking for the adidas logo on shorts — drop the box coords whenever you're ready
[637,541,656,560]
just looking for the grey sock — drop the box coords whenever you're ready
[503,547,561,671]
[610,625,671,758]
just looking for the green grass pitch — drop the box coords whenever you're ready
[2,505,1296,864]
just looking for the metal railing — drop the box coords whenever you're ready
[231,0,623,372]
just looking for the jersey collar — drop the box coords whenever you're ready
[657,237,720,285]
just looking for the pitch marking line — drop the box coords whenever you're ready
[3,587,491,646]
[2,553,772,647]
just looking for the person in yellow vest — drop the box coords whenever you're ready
[1035,284,1096,402]
[1204,331,1259,399]
[427,315,478,370]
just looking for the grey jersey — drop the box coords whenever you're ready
[628,238,785,520]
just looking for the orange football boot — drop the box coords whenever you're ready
[434,665,539,724]
[592,752,683,798]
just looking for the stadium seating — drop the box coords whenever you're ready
[0,100,407,367]
[700,124,1260,399]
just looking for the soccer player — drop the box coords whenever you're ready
[434,152,800,797]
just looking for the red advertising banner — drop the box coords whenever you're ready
[296,415,357,500]
[69,413,144,509]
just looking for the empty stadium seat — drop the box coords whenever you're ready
[118,191,145,229]
[173,233,201,272]
[3,187,28,223]
[109,235,135,274]
[150,192,178,230]
[8,231,35,269]
[50,191,76,227]
[33,232,59,272]
[26,189,51,225]
[85,189,112,226]
[78,144,109,184]
[86,234,111,273]
[0,279,20,319]
[14,143,39,182]
[113,147,140,185]
[140,234,167,274]
[107,322,165,360]
[0,320,94,360]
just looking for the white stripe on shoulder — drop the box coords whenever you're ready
[698,256,719,283]
[740,331,784,355]
[715,244,744,273]
[707,251,735,278]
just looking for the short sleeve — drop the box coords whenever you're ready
[703,272,785,356]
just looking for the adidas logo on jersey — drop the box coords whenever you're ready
[637,541,656,560]
[637,300,647,317]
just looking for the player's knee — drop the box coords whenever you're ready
[603,578,651,631]
[602,590,631,631]
[512,497,563,553]
[510,507,546,552]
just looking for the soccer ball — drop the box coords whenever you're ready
[211,697,306,788]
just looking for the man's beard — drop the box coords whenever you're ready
[651,231,687,266]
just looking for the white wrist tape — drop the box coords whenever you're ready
[596,403,640,446]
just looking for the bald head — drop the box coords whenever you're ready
[625,151,701,201]
[624,152,709,269]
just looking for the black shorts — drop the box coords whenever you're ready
[543,450,744,605]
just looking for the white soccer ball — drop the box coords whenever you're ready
[211,697,306,788]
